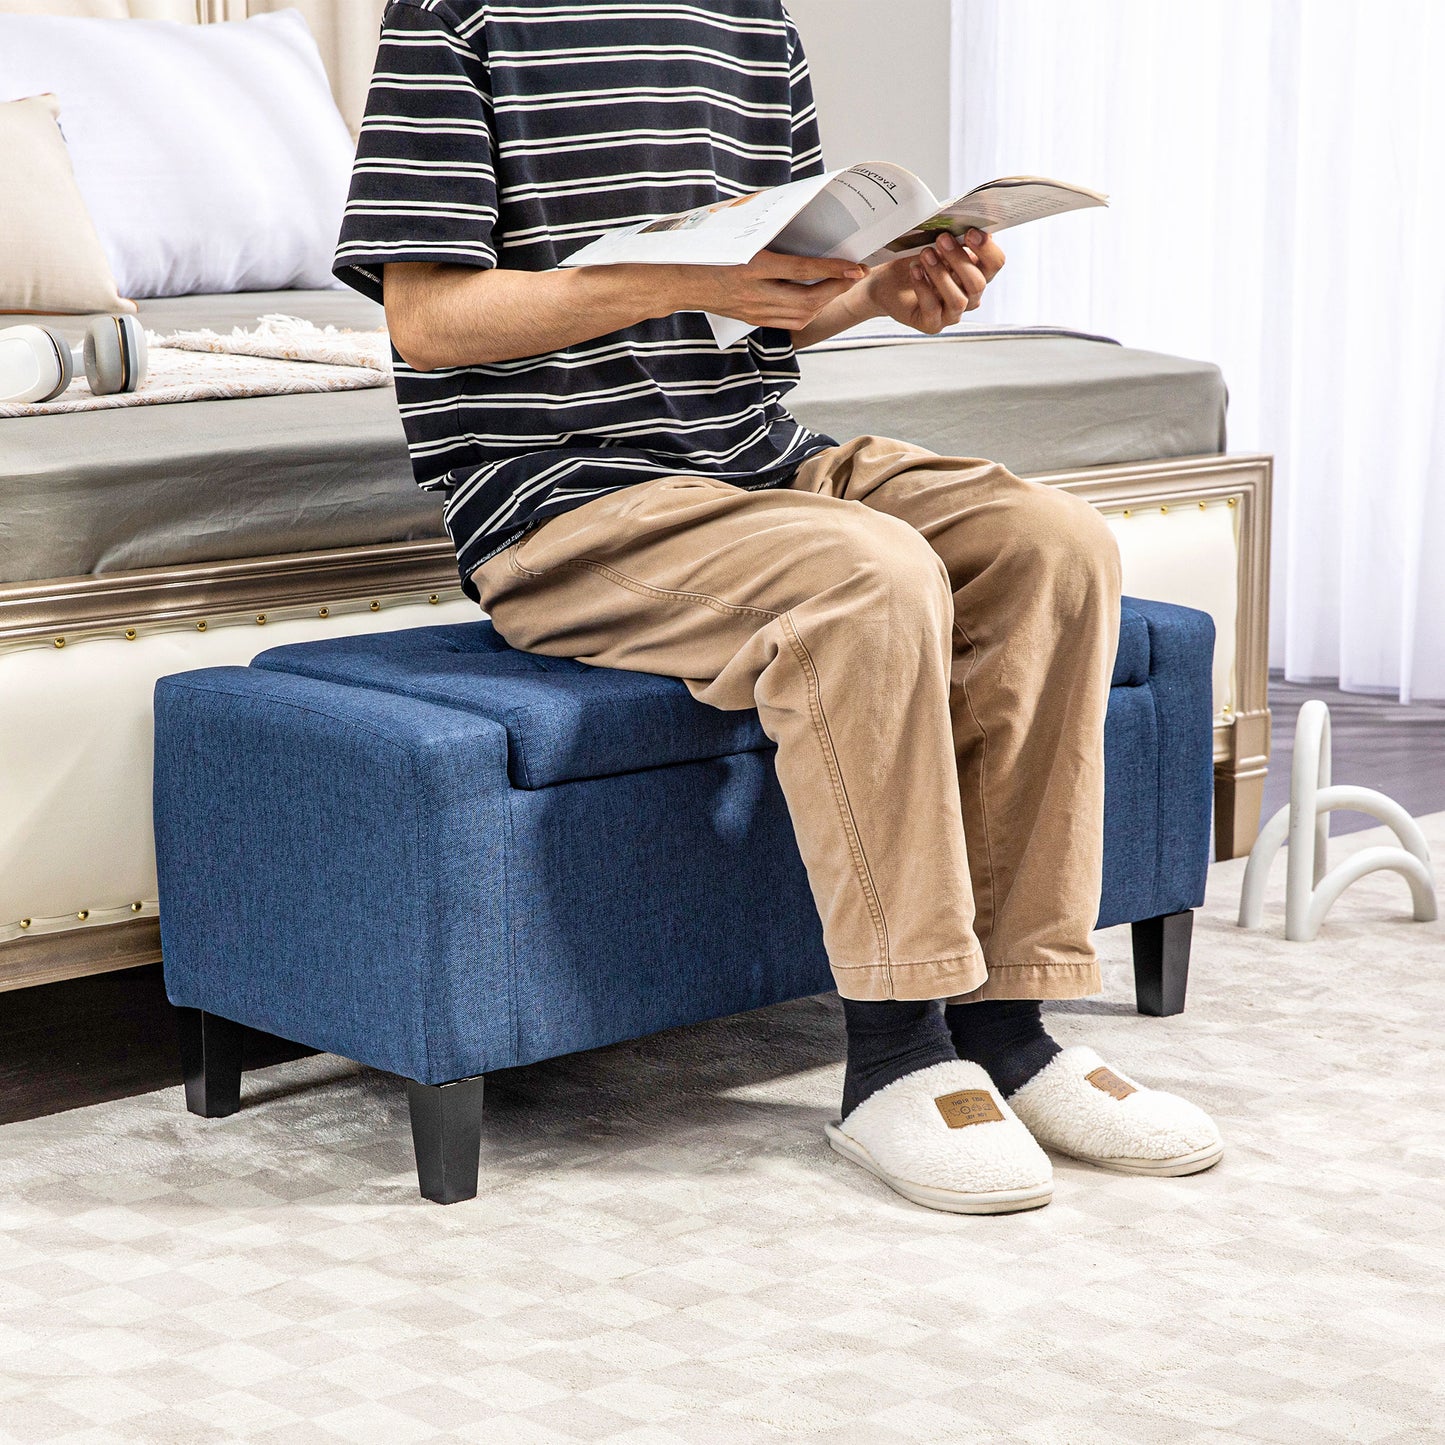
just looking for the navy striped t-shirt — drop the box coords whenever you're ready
[336,0,836,600]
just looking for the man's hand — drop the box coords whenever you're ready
[786,228,1006,350]
[859,228,1007,334]
[660,251,867,330]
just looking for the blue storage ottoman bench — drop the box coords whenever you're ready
[153,597,1215,1203]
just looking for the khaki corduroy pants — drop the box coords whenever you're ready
[471,435,1123,1003]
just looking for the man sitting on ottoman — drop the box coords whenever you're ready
[333,0,1223,1213]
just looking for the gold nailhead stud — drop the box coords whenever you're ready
[18,918,31,929]
[1227,497,1238,507]
[319,606,330,619]
[369,600,381,612]
[1121,509,1131,518]
[256,614,267,626]
[53,636,66,648]
[130,902,143,913]
[196,620,208,632]
[1199,501,1208,510]
[1160,505,1169,515]
[125,627,137,641]
[428,594,440,605]
[77,909,89,921]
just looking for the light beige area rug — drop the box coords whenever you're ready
[2,818,1443,1444]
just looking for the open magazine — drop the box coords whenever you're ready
[559,162,1107,348]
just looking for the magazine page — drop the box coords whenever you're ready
[707,162,940,347]
[771,162,939,264]
[873,177,1108,260]
[560,171,838,269]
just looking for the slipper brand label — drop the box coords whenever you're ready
[1086,1066,1137,1100]
[934,1089,1004,1128]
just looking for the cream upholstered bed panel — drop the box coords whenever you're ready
[0,592,476,944]
[1106,502,1239,720]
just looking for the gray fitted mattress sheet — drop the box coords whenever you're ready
[788,334,1226,476]
[1,291,1226,586]
[0,291,437,587]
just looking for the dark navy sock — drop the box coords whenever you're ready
[944,999,1062,1097]
[841,998,958,1120]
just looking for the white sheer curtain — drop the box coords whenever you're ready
[952,0,1445,700]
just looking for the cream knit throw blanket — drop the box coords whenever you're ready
[0,315,392,418]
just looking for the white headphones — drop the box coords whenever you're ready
[0,314,148,405]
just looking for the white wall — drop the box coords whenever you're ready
[786,0,952,195]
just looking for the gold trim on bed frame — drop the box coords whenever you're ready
[0,536,456,643]
[0,919,161,993]
[0,451,1271,993]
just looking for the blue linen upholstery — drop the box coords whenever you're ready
[249,622,770,790]
[244,609,1158,789]
[154,598,1214,1088]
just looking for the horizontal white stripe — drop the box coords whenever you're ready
[500,127,790,164]
[336,239,497,261]
[368,69,484,87]
[378,27,475,60]
[398,370,761,419]
[459,4,784,41]
[498,170,722,204]
[420,335,756,377]
[361,114,491,135]
[491,84,789,120]
[486,44,787,80]
[345,202,496,221]
[364,79,487,101]
[352,160,495,178]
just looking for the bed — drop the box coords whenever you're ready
[1,287,1271,994]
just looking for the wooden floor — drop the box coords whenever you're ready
[1261,679,1445,832]
[0,967,311,1127]
[4,676,1443,1127]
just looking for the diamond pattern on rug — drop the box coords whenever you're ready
[2,818,1444,1443]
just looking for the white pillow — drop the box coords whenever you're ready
[0,11,355,298]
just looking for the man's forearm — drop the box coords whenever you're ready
[385,262,682,370]
[387,252,869,369]
[789,279,885,351]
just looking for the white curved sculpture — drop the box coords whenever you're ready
[1238,699,1438,940]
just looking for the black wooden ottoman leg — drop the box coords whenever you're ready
[407,1076,485,1204]
[176,1007,245,1118]
[1131,910,1194,1017]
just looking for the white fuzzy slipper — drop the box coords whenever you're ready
[1007,1045,1223,1177]
[825,1060,1053,1214]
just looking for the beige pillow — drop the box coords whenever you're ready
[0,92,134,314]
